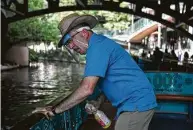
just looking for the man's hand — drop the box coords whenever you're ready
[85,94,105,114]
[88,100,100,109]
[85,100,100,114]
[32,106,55,119]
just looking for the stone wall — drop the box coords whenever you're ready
[5,45,29,66]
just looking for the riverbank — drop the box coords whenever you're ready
[1,63,31,71]
[1,59,86,72]
[1,64,20,71]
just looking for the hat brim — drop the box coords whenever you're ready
[58,15,98,48]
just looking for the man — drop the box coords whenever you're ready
[33,13,157,130]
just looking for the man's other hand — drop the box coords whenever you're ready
[87,100,100,109]
[32,106,55,119]
[85,100,100,114]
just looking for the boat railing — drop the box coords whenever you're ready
[10,87,102,130]
[124,18,156,36]
[156,94,193,102]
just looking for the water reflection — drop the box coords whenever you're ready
[1,61,85,128]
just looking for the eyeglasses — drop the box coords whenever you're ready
[62,31,80,46]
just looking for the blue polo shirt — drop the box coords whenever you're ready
[84,33,157,117]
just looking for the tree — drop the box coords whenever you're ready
[8,0,132,45]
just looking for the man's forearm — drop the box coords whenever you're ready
[54,85,90,114]
[53,76,99,114]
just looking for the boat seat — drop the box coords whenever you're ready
[156,94,193,101]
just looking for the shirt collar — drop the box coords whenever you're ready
[88,32,98,47]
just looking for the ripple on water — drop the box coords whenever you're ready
[1,62,84,128]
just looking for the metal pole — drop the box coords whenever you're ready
[131,15,134,33]
[64,46,80,64]
[158,23,161,48]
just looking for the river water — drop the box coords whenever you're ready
[1,61,85,129]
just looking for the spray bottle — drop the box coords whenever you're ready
[85,103,111,129]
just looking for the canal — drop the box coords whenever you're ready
[1,61,85,129]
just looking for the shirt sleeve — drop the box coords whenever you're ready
[84,42,110,78]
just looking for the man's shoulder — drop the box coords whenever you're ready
[89,33,122,53]
[92,33,117,44]
[90,33,107,43]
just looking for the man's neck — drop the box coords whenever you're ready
[87,31,93,43]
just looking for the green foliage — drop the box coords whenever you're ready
[29,0,44,11]
[29,48,38,62]
[8,15,60,44]
[79,54,86,62]
[60,0,76,6]
[76,11,131,30]
[8,0,132,45]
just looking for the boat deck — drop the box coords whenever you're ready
[80,102,193,130]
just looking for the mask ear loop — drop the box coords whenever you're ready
[75,39,88,48]
[73,31,88,48]
[82,29,89,39]
[73,29,89,48]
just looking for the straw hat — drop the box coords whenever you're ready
[58,13,98,47]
